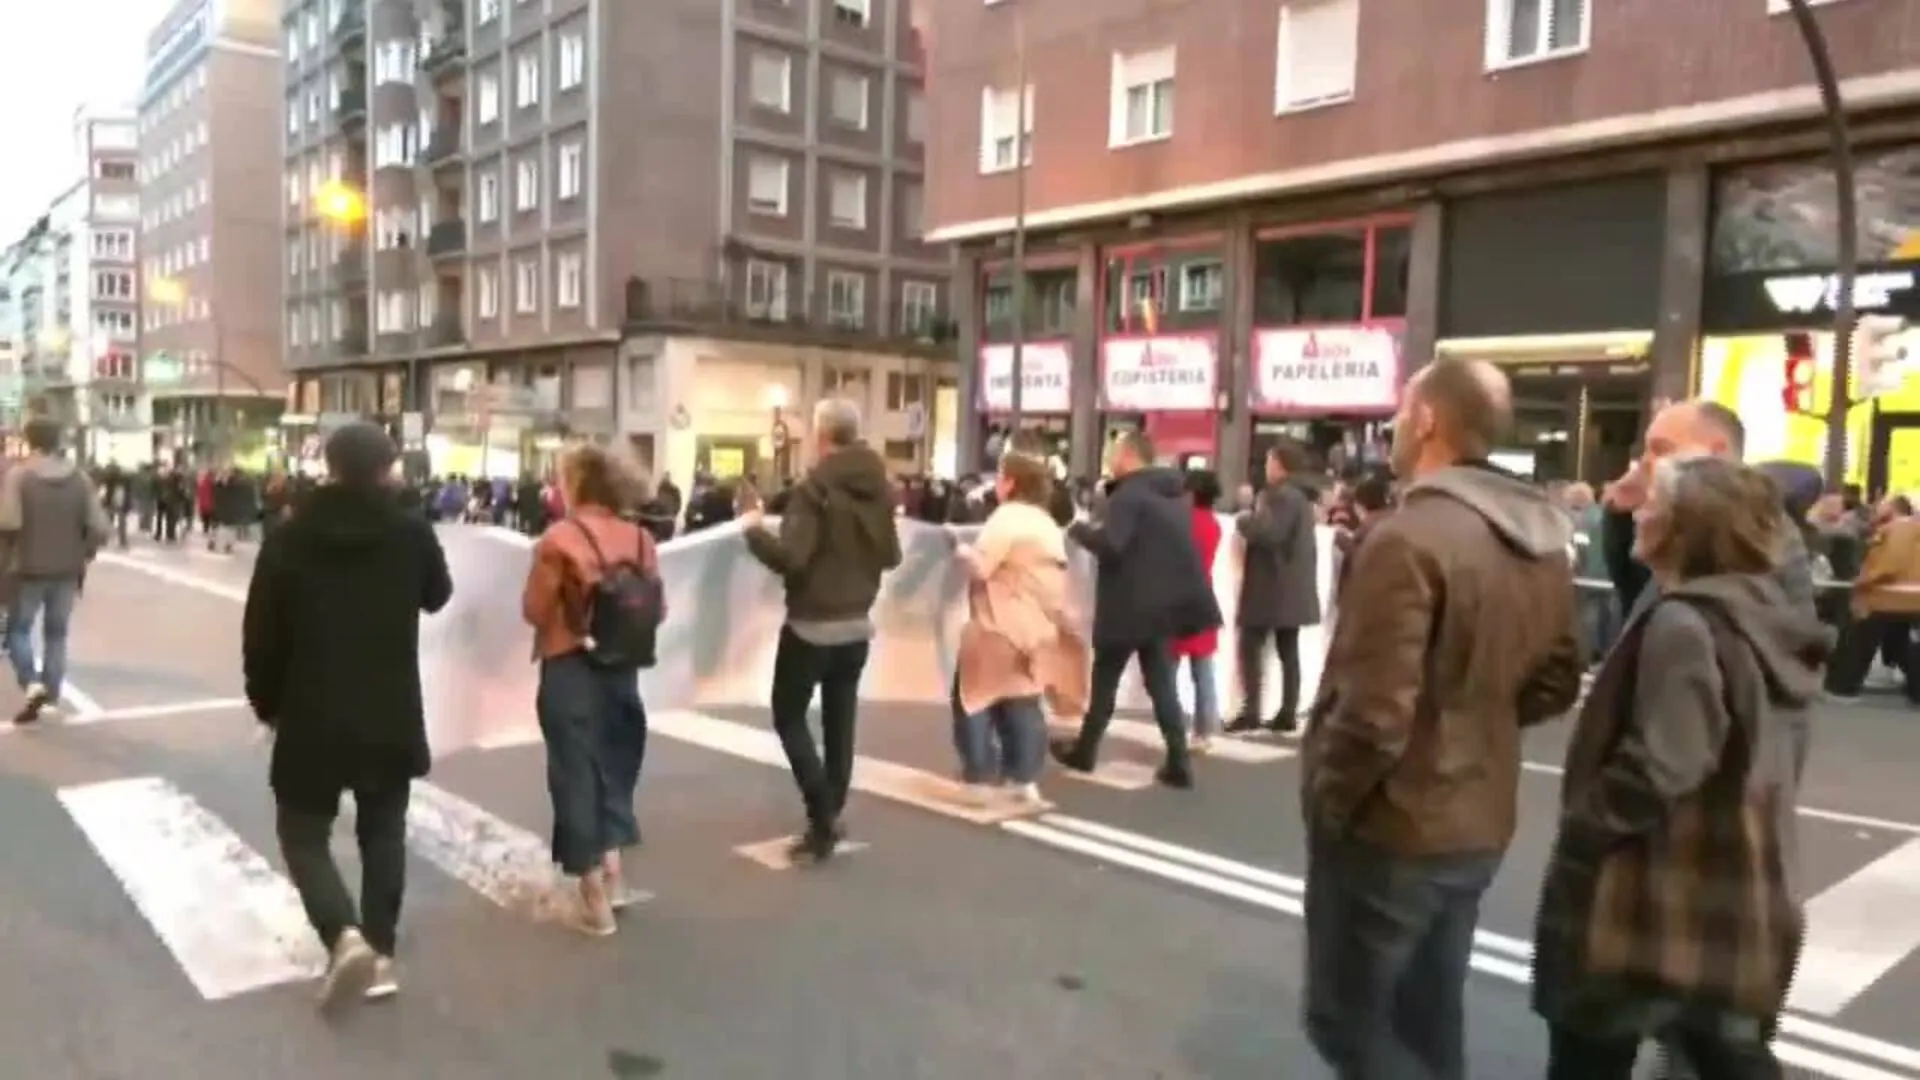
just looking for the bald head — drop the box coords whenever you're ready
[1645,399,1746,463]
[1409,358,1513,460]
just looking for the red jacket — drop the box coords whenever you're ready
[1172,505,1222,658]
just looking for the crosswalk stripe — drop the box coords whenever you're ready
[57,776,324,1000]
[1792,838,1920,1016]
[403,780,562,918]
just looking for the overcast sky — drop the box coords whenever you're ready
[0,0,170,245]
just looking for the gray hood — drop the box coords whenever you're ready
[18,455,80,482]
[1405,463,1572,559]
[1667,573,1832,709]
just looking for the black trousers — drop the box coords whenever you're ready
[1547,1019,1781,1080]
[1070,639,1189,767]
[276,778,410,957]
[1236,626,1302,724]
[1825,611,1919,698]
[768,627,869,829]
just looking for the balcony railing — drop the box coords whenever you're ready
[424,127,461,165]
[624,276,957,350]
[333,8,364,45]
[333,248,368,289]
[423,35,466,74]
[334,326,369,358]
[426,220,467,258]
[334,87,366,121]
[425,315,464,348]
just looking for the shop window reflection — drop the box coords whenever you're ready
[980,268,1076,342]
[1370,226,1412,319]
[1254,230,1366,324]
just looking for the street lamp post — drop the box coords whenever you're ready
[1005,9,1031,450]
[1782,0,1858,488]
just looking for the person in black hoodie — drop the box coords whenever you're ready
[241,421,453,1015]
[1051,430,1221,789]
[741,398,902,863]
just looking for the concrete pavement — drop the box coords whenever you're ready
[0,533,1915,1077]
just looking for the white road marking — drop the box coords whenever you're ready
[734,835,869,870]
[69,697,252,724]
[1062,759,1156,791]
[60,682,103,717]
[94,552,247,602]
[57,776,324,1000]
[659,709,1920,1080]
[1049,716,1293,765]
[1792,838,1920,1016]
[1521,759,1920,838]
[404,780,568,918]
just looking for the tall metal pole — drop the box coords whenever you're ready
[1784,0,1857,488]
[214,313,227,463]
[1005,9,1030,448]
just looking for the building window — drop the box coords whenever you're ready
[478,0,500,22]
[832,0,870,28]
[477,171,500,221]
[1275,0,1360,112]
[745,260,789,320]
[1178,260,1224,312]
[828,172,868,229]
[515,53,541,108]
[829,72,869,129]
[826,272,866,327]
[515,159,540,211]
[901,281,939,334]
[747,156,789,216]
[95,161,134,181]
[556,252,583,308]
[1111,47,1175,146]
[749,52,791,112]
[1486,0,1588,67]
[556,142,583,200]
[1252,222,1411,325]
[478,266,499,317]
[514,259,539,313]
[91,230,134,259]
[478,74,500,123]
[978,84,1032,173]
[557,34,586,90]
[93,270,134,299]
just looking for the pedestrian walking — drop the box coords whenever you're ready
[740,398,902,863]
[241,421,452,1015]
[0,418,111,724]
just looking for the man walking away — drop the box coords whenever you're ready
[741,398,901,864]
[242,421,452,1015]
[0,418,111,724]
[1051,430,1221,790]
[1230,440,1321,735]
[1300,359,1583,1079]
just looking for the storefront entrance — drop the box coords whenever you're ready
[1868,410,1920,498]
[1503,363,1649,486]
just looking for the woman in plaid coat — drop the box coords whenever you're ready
[1532,456,1830,1077]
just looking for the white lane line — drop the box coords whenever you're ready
[1792,839,1920,1016]
[404,780,590,917]
[659,709,1920,1080]
[61,682,103,717]
[1050,716,1294,765]
[735,835,870,870]
[94,553,248,602]
[57,776,324,1000]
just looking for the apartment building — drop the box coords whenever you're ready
[138,0,289,455]
[285,0,958,483]
[926,0,1920,491]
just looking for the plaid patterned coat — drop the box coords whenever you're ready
[1531,576,1825,1033]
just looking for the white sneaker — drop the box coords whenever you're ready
[1191,735,1214,755]
[364,956,397,1001]
[1008,782,1044,805]
[317,928,378,1014]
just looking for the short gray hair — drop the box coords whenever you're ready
[1649,450,1714,509]
[813,397,862,447]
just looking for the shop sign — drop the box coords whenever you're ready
[978,342,1071,413]
[1250,326,1401,415]
[1100,334,1217,412]
[1704,260,1920,332]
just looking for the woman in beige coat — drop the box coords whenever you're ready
[950,450,1088,804]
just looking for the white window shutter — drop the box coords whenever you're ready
[1278,0,1360,110]
[978,86,997,173]
[1483,0,1510,66]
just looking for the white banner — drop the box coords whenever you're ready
[1252,326,1402,414]
[1100,334,1217,412]
[978,342,1071,413]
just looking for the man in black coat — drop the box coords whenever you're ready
[1051,430,1221,789]
[242,421,453,1015]
[1231,440,1323,734]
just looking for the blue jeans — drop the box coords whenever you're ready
[536,652,647,876]
[1303,830,1502,1080]
[8,578,78,699]
[1183,654,1220,737]
[950,680,1047,785]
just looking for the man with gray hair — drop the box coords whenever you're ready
[742,396,902,864]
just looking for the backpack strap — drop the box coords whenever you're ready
[568,516,609,571]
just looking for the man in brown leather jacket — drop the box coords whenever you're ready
[1300,357,1583,1080]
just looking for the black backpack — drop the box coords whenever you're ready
[568,519,664,670]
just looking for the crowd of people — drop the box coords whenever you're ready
[0,357,1872,1075]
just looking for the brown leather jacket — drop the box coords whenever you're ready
[1302,464,1584,857]
[1853,517,1920,617]
[521,506,658,660]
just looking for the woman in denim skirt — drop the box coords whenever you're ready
[520,445,658,936]
[949,450,1088,806]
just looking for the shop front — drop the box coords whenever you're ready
[977,340,1072,466]
[1435,174,1672,486]
[1246,215,1412,474]
[1697,145,1920,493]
[1097,237,1225,466]
[425,360,566,479]
[974,257,1079,469]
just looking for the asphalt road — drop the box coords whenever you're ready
[0,533,1912,1079]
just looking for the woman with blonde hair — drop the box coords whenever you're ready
[1532,455,1829,1079]
[949,448,1089,804]
[521,443,661,937]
